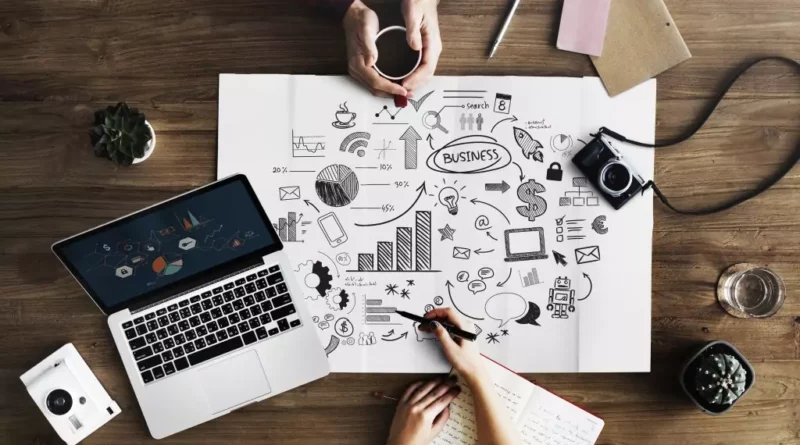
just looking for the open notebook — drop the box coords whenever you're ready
[434,357,604,445]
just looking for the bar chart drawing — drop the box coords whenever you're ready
[348,211,440,273]
[363,297,400,325]
[272,212,304,243]
[519,268,542,287]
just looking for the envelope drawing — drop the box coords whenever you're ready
[575,246,601,264]
[453,247,471,260]
[279,186,301,201]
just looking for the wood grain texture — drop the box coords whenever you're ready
[0,0,798,444]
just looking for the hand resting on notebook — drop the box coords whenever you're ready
[385,309,521,445]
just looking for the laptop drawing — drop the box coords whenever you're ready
[504,227,549,262]
[52,174,329,439]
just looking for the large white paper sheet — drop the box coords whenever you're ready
[218,75,655,373]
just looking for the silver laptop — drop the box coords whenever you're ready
[52,174,329,439]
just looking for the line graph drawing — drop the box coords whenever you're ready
[291,130,326,158]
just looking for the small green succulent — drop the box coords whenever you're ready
[694,352,747,405]
[90,102,152,166]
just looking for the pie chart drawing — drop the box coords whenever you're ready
[152,254,183,276]
[315,164,359,207]
[551,134,573,152]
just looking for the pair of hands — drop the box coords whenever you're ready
[344,0,441,98]
[386,308,485,445]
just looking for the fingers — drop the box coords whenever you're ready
[418,378,458,408]
[431,406,451,435]
[424,308,470,330]
[408,378,442,404]
[430,321,461,355]
[364,67,408,96]
[426,386,461,418]
[402,1,423,51]
[400,380,426,403]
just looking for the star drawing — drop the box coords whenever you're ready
[385,284,399,295]
[400,289,411,299]
[501,329,509,336]
[486,332,500,344]
[406,279,416,286]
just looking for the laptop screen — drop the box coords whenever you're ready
[53,175,280,314]
[506,228,544,256]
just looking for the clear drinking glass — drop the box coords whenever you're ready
[717,264,786,318]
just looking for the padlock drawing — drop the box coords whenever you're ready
[546,162,563,181]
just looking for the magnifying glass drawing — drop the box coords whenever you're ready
[422,110,449,134]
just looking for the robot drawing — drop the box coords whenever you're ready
[547,276,575,319]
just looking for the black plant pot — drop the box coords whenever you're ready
[679,341,755,415]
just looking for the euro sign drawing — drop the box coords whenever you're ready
[516,179,547,221]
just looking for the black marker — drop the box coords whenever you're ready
[395,310,478,342]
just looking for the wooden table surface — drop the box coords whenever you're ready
[1,0,798,444]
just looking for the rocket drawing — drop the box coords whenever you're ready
[513,127,544,162]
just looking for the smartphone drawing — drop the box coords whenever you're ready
[317,212,348,247]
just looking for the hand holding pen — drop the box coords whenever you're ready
[416,308,486,382]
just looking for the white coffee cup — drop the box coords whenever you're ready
[373,26,423,81]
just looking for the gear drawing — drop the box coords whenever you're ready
[325,288,352,311]
[295,260,333,300]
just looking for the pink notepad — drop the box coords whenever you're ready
[556,0,612,57]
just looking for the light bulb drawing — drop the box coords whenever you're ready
[438,187,460,215]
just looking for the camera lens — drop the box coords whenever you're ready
[599,161,632,196]
[46,389,73,416]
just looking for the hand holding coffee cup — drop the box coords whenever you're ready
[373,26,423,107]
[342,0,441,98]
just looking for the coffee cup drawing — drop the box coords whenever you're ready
[373,26,422,81]
[332,102,357,129]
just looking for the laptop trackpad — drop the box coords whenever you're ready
[199,350,271,414]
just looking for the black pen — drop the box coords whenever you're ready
[395,310,478,342]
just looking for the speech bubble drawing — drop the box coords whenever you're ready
[426,135,512,174]
[515,301,542,327]
[485,292,527,328]
[468,280,487,294]
[336,252,352,266]
[324,313,335,321]
[456,271,470,282]
[312,316,320,323]
[318,321,330,330]
[477,267,494,279]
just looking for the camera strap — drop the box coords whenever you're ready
[593,56,799,215]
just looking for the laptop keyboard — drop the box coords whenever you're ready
[119,264,302,385]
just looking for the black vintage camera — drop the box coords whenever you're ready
[572,136,646,210]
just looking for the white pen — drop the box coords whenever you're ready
[488,0,522,59]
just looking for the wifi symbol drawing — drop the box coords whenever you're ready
[340,131,371,157]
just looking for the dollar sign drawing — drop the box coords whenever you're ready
[340,320,349,333]
[516,179,547,221]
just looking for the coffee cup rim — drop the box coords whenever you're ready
[373,26,423,81]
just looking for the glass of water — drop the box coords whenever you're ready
[717,264,786,318]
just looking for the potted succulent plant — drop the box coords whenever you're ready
[680,341,754,415]
[90,102,155,165]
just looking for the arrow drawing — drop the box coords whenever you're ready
[578,273,593,301]
[497,269,512,287]
[485,180,511,194]
[381,331,409,342]
[356,182,428,227]
[427,133,437,150]
[512,161,525,181]
[400,126,422,169]
[553,250,568,266]
[304,199,320,213]
[382,330,395,338]
[475,248,494,255]
[491,115,518,133]
[470,198,510,224]
[486,232,498,241]
[446,281,485,320]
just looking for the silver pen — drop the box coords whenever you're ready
[488,0,522,59]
